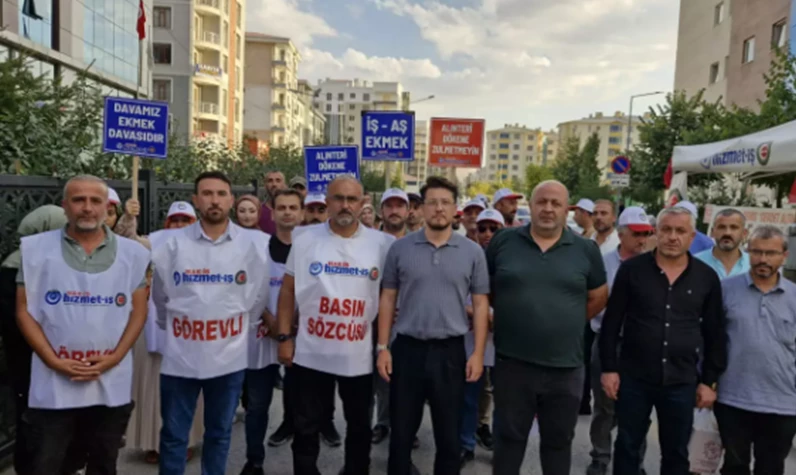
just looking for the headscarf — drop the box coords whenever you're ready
[235,194,262,229]
[2,205,68,269]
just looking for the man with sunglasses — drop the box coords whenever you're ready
[587,207,653,475]
[460,209,503,467]
[461,199,486,242]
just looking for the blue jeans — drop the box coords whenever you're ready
[614,374,696,475]
[160,370,245,475]
[244,365,280,466]
[459,372,485,451]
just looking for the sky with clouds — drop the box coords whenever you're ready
[246,0,679,131]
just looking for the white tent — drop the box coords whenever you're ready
[672,119,796,179]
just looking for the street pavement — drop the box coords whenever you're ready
[4,392,796,474]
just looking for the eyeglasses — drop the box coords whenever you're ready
[478,224,499,233]
[748,249,784,258]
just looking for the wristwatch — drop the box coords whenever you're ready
[376,343,389,352]
[276,334,291,343]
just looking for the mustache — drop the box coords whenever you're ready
[720,236,734,241]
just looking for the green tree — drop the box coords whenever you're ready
[551,136,582,192]
[389,166,405,189]
[263,145,305,183]
[523,163,554,198]
[577,132,602,190]
[466,181,501,199]
[361,169,386,193]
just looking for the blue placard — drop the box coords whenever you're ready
[361,111,415,161]
[611,156,630,174]
[103,97,170,159]
[304,145,360,193]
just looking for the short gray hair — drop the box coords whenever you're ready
[63,174,108,199]
[748,225,788,251]
[713,208,746,226]
[656,206,696,230]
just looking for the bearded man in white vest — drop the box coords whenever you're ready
[277,174,395,475]
[16,174,150,475]
[151,171,271,475]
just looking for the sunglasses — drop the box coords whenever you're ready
[478,224,500,233]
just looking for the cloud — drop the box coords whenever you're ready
[346,3,366,19]
[246,0,337,47]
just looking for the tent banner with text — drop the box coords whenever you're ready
[428,118,485,167]
[704,204,796,236]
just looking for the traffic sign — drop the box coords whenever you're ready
[103,97,169,159]
[361,111,415,161]
[607,172,630,189]
[304,145,360,193]
[610,156,630,174]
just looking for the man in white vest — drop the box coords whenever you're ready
[242,188,304,475]
[277,174,395,475]
[151,171,270,475]
[15,174,150,475]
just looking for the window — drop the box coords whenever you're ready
[153,79,171,102]
[350,93,356,99]
[709,62,720,84]
[490,144,496,150]
[223,21,229,48]
[498,154,508,159]
[714,2,724,25]
[235,34,241,60]
[326,104,331,112]
[512,165,519,171]
[527,145,533,151]
[349,104,355,110]
[153,7,171,29]
[513,144,519,150]
[222,90,228,116]
[489,164,496,170]
[513,133,520,139]
[338,93,344,100]
[609,124,622,132]
[608,137,621,144]
[326,93,332,100]
[490,154,496,160]
[153,43,172,64]
[348,115,355,121]
[236,2,242,28]
[234,98,240,122]
[236,66,241,91]
[363,93,370,101]
[743,37,756,63]
[772,19,787,49]
[512,154,519,160]
[499,133,510,139]
[499,143,509,149]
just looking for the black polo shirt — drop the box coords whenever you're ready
[486,225,606,367]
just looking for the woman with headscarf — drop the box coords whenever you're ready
[0,205,68,475]
[360,203,376,228]
[235,195,262,229]
[115,199,204,464]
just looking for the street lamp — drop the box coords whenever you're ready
[410,94,435,105]
[384,94,436,189]
[626,91,665,150]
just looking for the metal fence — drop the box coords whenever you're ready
[0,170,257,464]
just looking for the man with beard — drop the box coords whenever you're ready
[152,171,271,475]
[290,176,308,199]
[259,171,287,234]
[461,199,486,242]
[277,174,394,475]
[492,188,524,227]
[715,225,796,475]
[591,199,620,255]
[303,193,328,225]
[573,198,596,238]
[378,176,490,475]
[695,208,750,280]
[406,193,424,232]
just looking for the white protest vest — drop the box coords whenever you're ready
[21,230,150,409]
[144,229,181,353]
[293,224,394,377]
[247,237,282,370]
[153,224,270,379]
[464,296,495,367]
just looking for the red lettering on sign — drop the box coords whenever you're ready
[192,320,205,341]
[305,318,368,342]
[206,320,218,341]
[171,315,243,342]
[319,297,366,317]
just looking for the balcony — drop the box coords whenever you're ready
[272,103,286,110]
[195,31,221,50]
[273,82,287,89]
[195,0,221,16]
[196,102,221,120]
[272,125,286,132]
[272,59,287,66]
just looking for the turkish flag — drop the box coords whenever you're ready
[137,0,146,41]
[788,177,796,204]
[663,158,673,189]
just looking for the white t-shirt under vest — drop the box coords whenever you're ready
[21,230,150,409]
[144,228,182,353]
[247,235,284,370]
[287,222,394,377]
[151,223,270,379]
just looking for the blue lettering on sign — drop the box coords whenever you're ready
[103,97,170,159]
[361,111,415,161]
[700,148,757,170]
[44,290,125,307]
[173,270,238,286]
[304,145,360,193]
[308,261,376,278]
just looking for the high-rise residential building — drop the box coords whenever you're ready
[243,33,303,147]
[674,0,795,110]
[404,120,429,186]
[297,80,326,146]
[480,125,559,184]
[150,0,244,144]
[1,0,152,97]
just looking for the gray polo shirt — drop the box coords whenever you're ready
[17,225,147,289]
[718,272,796,415]
[382,230,490,340]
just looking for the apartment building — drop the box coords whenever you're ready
[479,125,558,184]
[557,112,643,179]
[243,33,304,147]
[150,0,244,143]
[403,119,429,186]
[297,80,326,146]
[674,0,795,109]
[0,0,152,97]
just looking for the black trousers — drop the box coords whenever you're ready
[582,324,595,411]
[714,402,796,475]
[291,364,372,475]
[280,365,334,431]
[23,403,134,475]
[388,334,465,475]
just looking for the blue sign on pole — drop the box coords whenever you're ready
[361,111,415,161]
[304,145,360,193]
[103,97,170,159]
[610,156,630,174]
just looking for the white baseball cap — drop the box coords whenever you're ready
[304,193,326,206]
[107,187,120,205]
[477,209,506,226]
[492,188,523,206]
[574,198,595,213]
[674,200,698,217]
[167,201,196,219]
[380,188,409,206]
[618,206,653,232]
[475,193,489,206]
[462,199,486,212]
